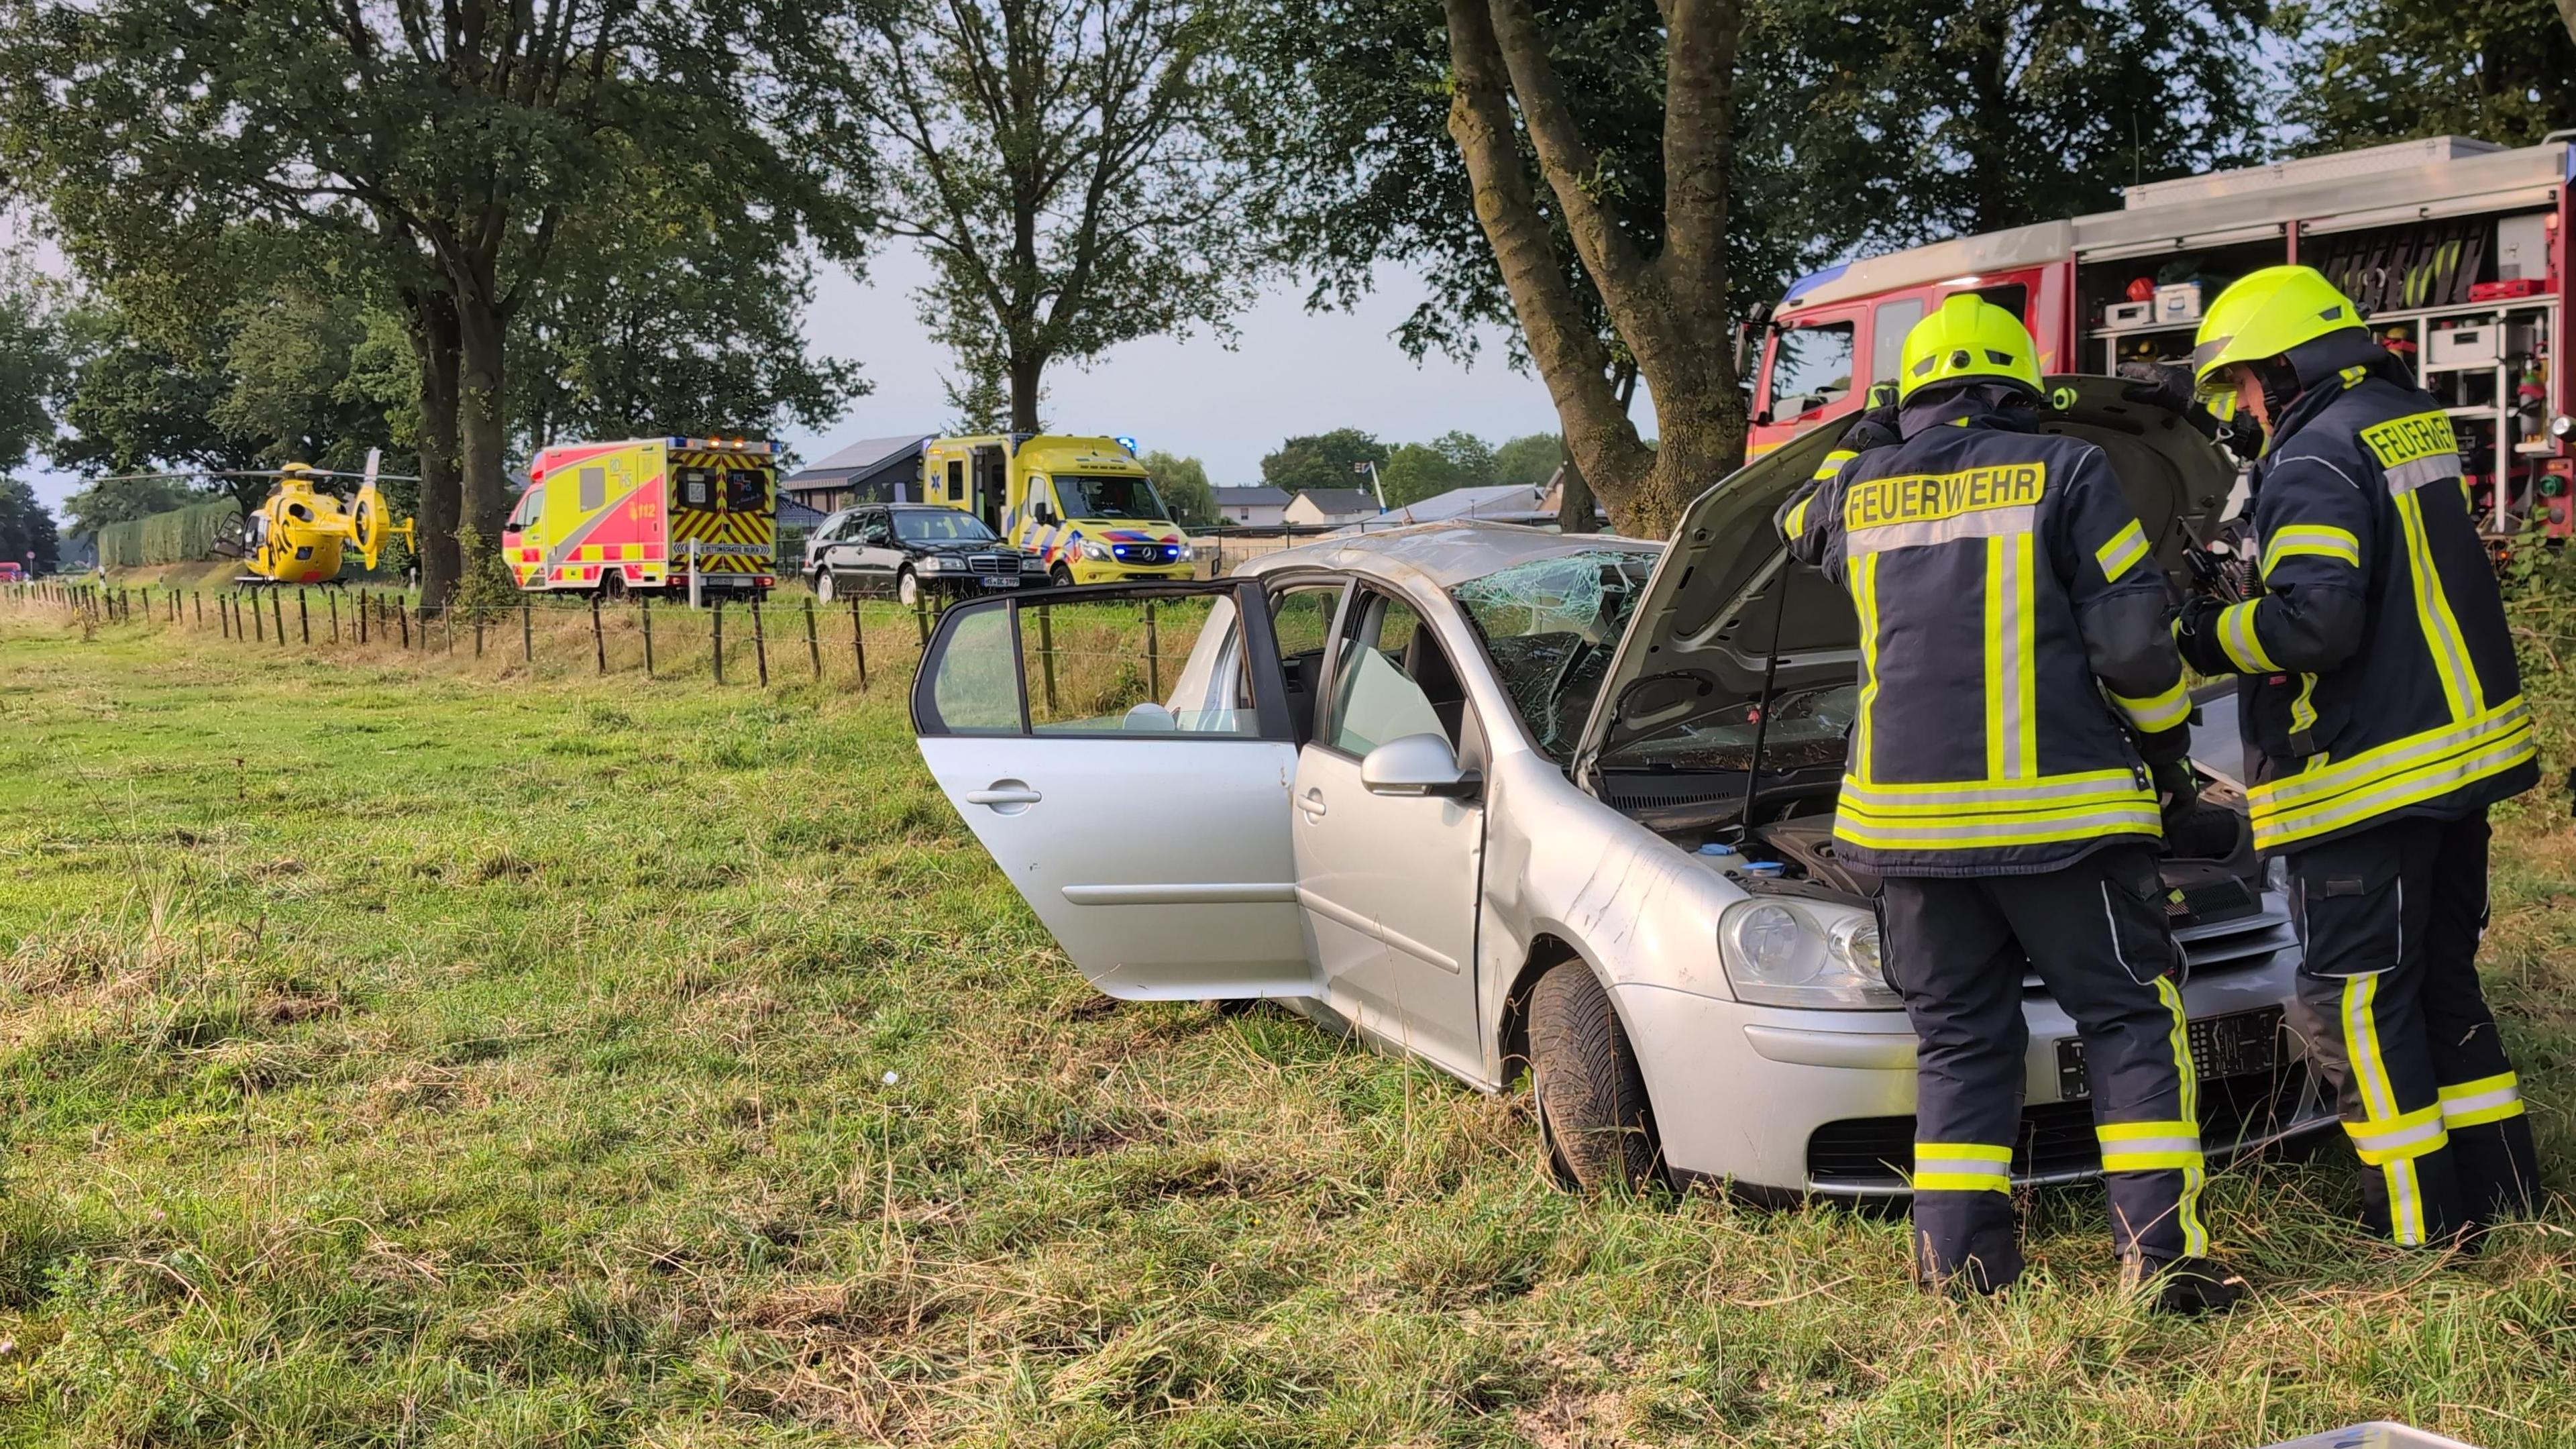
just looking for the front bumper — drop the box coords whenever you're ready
[1065,560,1193,585]
[1621,900,2338,1195]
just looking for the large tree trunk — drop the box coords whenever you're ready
[1009,350,1044,434]
[2559,0,2576,55]
[1444,0,1748,541]
[409,288,464,610]
[453,266,512,551]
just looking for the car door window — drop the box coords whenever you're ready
[1325,590,1459,757]
[1871,297,1923,390]
[916,584,1291,740]
[859,515,894,547]
[1268,581,1347,746]
[1766,320,1855,417]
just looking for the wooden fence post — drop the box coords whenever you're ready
[474,608,484,657]
[641,597,655,678]
[298,588,311,645]
[592,596,606,675]
[356,590,368,645]
[252,594,264,643]
[751,599,769,688]
[803,594,820,680]
[914,593,929,648]
[271,590,286,647]
[1038,604,1058,714]
[327,590,339,642]
[712,601,725,685]
[850,595,867,689]
[522,602,534,664]
[1144,600,1160,700]
[398,600,411,650]
[193,591,203,629]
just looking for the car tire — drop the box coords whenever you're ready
[1527,958,1664,1195]
[598,572,625,602]
[896,568,920,606]
[1049,563,1074,588]
[814,570,837,604]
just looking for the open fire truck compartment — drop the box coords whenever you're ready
[1754,137,2576,542]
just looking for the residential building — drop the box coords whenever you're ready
[1208,485,1292,527]
[1283,488,1381,527]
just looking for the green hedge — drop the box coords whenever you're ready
[95,498,241,568]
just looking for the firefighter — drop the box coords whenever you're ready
[1778,295,2241,1313]
[2177,265,2541,1248]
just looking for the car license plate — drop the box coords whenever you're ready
[2056,1006,2281,1099]
[979,575,1020,588]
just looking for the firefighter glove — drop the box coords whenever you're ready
[2174,594,2233,676]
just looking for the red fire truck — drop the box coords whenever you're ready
[1747,136,2575,540]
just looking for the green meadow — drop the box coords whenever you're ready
[0,600,2571,1447]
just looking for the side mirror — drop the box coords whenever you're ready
[1032,504,1056,525]
[1360,733,1480,799]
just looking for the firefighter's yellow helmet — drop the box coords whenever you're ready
[1898,293,2043,401]
[2190,265,2363,394]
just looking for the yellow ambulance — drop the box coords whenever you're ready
[921,433,1193,585]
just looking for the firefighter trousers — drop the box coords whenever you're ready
[2285,809,2538,1246]
[1882,844,2209,1292]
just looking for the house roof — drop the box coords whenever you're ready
[1376,484,1549,525]
[784,433,931,487]
[1291,488,1381,517]
[1210,485,1291,507]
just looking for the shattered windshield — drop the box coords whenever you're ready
[1601,683,1857,773]
[1449,549,1658,761]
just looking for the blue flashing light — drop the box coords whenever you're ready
[1114,435,1138,455]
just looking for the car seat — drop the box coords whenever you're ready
[1403,629,1467,745]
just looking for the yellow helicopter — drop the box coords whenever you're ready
[105,450,417,586]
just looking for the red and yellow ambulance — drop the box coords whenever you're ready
[505,437,778,600]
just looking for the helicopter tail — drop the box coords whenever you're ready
[349,449,417,572]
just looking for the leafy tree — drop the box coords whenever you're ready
[830,0,1271,433]
[0,265,70,471]
[1256,0,2265,534]
[0,477,56,573]
[1491,431,1562,488]
[0,0,867,605]
[1778,0,2267,244]
[1260,429,1388,495]
[1139,450,1216,525]
[2279,0,2576,148]
[1379,442,1463,507]
[1430,430,1495,481]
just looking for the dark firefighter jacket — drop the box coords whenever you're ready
[1776,381,2191,877]
[2175,336,2537,853]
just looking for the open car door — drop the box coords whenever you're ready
[912,581,1319,1000]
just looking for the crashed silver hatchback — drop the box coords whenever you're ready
[910,377,2339,1197]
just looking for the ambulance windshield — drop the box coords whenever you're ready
[1055,474,1169,521]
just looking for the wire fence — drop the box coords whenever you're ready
[1,579,963,694]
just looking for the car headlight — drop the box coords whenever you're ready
[1173,542,1195,562]
[915,556,947,572]
[1717,898,1900,1010]
[1020,555,1046,572]
[1079,540,1112,561]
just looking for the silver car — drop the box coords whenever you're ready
[908,377,2337,1197]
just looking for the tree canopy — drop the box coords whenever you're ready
[2281,0,2576,149]
[1138,450,1216,525]
[833,0,1273,434]
[1260,429,1389,495]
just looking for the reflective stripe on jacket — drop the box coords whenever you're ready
[2176,354,2537,853]
[1777,382,2187,876]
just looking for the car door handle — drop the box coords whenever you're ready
[966,782,1043,810]
[1297,789,1327,820]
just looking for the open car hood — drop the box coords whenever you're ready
[1574,375,2243,777]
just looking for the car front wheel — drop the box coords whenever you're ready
[1527,958,1664,1194]
[896,568,920,606]
[1049,563,1074,588]
[814,570,837,604]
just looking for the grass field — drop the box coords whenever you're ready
[1,602,2573,1448]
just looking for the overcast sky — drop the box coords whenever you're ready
[794,243,1564,485]
[17,235,1572,519]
